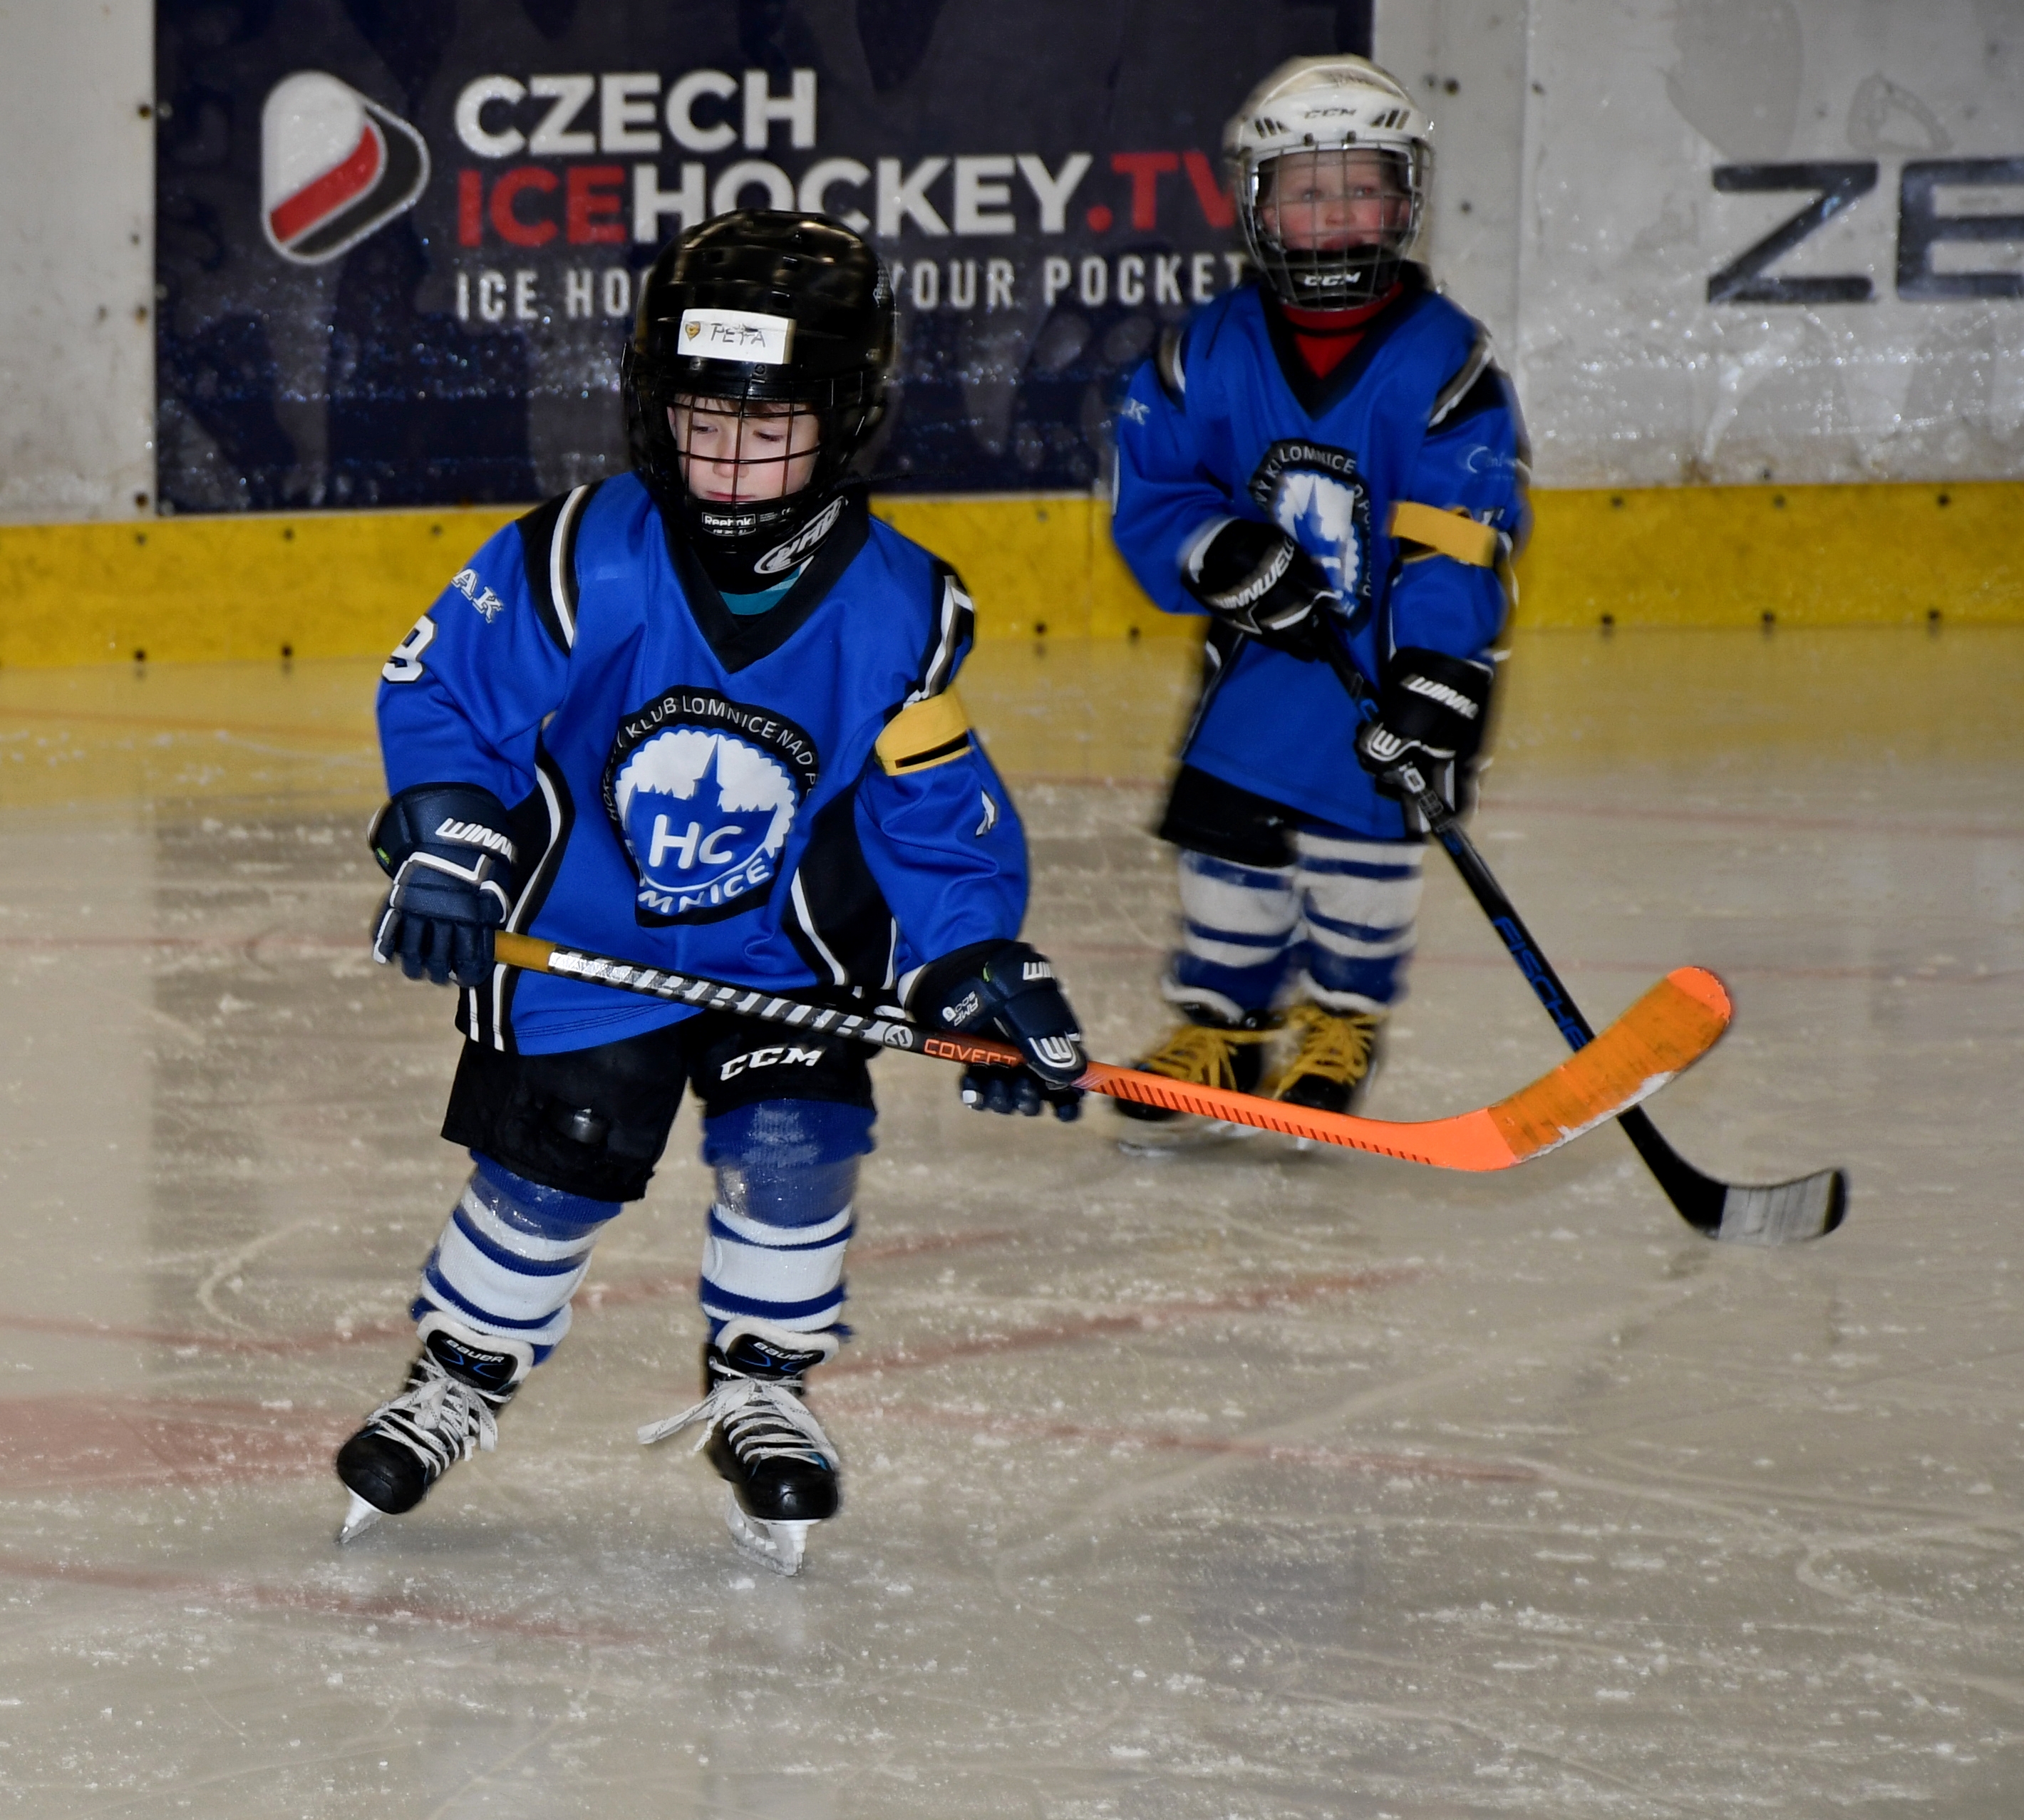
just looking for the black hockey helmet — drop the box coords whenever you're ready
[624,210,894,554]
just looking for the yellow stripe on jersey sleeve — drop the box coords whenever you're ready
[875,691,974,776]
[1390,501,1501,568]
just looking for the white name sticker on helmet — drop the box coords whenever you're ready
[678,308,795,366]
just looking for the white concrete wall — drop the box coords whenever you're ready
[1376,0,1531,356]
[0,0,154,523]
[1515,0,2024,486]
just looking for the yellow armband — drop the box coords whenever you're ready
[1389,501,1500,568]
[875,691,974,776]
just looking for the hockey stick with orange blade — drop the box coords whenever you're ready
[1317,636,1848,1239]
[492,931,1730,1172]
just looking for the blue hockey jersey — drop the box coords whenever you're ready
[1112,271,1529,834]
[377,476,1026,1055]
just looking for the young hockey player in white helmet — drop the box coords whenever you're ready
[336,210,1085,1575]
[1109,55,1529,1137]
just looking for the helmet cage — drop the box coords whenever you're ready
[624,346,882,544]
[1235,140,1430,308]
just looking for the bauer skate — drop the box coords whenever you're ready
[639,1318,841,1577]
[1271,1003,1383,1134]
[334,1313,532,1544]
[1112,1011,1278,1154]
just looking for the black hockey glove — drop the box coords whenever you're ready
[909,940,1087,1121]
[1353,646,1494,825]
[1184,519,1341,661]
[368,784,519,988]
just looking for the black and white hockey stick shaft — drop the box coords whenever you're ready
[1320,638,1846,1243]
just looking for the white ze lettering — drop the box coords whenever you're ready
[382,614,437,683]
[649,817,746,869]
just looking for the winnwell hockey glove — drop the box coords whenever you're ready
[368,784,519,988]
[1353,646,1494,824]
[909,940,1087,1121]
[1183,518,1341,661]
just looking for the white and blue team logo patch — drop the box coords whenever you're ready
[1247,439,1375,624]
[602,690,821,925]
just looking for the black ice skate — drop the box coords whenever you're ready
[334,1313,532,1544]
[1113,1010,1279,1153]
[1271,1003,1383,1120]
[639,1318,841,1576]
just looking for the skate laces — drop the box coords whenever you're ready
[1137,1020,1275,1091]
[1276,1003,1380,1090]
[639,1373,839,1470]
[362,1352,502,1475]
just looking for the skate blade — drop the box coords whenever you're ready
[724,1490,813,1577]
[1115,1117,1260,1158]
[336,1492,386,1546]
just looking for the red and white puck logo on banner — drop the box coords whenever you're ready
[261,71,429,264]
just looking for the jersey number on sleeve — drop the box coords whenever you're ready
[382,614,437,684]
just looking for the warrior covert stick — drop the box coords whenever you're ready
[494,931,1730,1174]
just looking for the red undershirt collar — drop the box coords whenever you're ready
[1278,284,1405,378]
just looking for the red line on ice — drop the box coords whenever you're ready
[840,1399,1536,1484]
[0,1231,1013,1356]
[0,1550,655,1647]
[828,1266,1423,1379]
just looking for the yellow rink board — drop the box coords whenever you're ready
[0,480,2017,668]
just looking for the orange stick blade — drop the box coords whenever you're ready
[1082,968,1731,1171]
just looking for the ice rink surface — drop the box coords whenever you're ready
[2,625,2021,1817]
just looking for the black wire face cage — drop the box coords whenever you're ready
[1237,143,1430,308]
[626,353,881,547]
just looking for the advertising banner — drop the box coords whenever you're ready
[155,1,1370,515]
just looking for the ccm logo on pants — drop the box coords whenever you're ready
[720,1045,826,1080]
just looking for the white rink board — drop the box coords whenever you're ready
[0,0,155,524]
[1513,0,2024,486]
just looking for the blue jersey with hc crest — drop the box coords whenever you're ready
[1111,272,1529,835]
[378,475,1026,1055]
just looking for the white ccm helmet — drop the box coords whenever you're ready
[1224,56,1433,307]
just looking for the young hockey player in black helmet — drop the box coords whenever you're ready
[1109,56,1529,1142]
[336,210,1085,1575]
